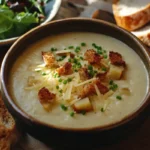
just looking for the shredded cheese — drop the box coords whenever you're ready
[55,50,72,54]
[69,98,81,105]
[63,83,73,100]
[94,84,101,97]
[75,78,96,87]
[103,90,114,100]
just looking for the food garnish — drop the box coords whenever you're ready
[26,42,129,116]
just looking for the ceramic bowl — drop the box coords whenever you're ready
[1,18,150,146]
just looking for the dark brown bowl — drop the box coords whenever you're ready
[1,18,150,146]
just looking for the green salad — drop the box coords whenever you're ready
[0,0,50,39]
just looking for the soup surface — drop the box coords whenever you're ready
[9,32,148,128]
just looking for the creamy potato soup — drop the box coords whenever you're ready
[9,32,148,128]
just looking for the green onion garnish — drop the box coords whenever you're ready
[63,80,68,84]
[42,72,47,76]
[103,55,107,59]
[56,85,59,89]
[67,78,72,82]
[81,42,86,46]
[51,47,57,52]
[59,89,63,93]
[60,104,68,111]
[68,46,74,49]
[80,56,83,60]
[102,67,107,71]
[116,95,122,100]
[59,78,62,82]
[109,83,118,91]
[70,112,75,117]
[88,65,93,70]
[75,46,80,53]
[101,107,105,112]
[80,110,86,115]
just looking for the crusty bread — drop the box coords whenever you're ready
[0,94,18,150]
[113,0,150,31]
[132,23,150,47]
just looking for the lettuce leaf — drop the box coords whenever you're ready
[0,6,39,39]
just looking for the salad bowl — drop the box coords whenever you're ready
[0,0,61,46]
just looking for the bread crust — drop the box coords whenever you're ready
[0,94,17,150]
[133,32,150,46]
[113,0,150,31]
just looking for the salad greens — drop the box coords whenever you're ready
[0,0,50,40]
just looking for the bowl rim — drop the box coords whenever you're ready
[0,0,62,46]
[1,18,150,132]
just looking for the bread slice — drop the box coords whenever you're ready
[0,94,18,150]
[113,0,150,31]
[132,23,150,46]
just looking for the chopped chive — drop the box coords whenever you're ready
[67,78,72,82]
[74,69,78,72]
[102,67,107,71]
[97,46,102,50]
[88,65,93,70]
[89,70,95,77]
[51,47,57,52]
[42,72,47,76]
[68,46,74,49]
[109,83,118,91]
[94,70,98,74]
[80,56,83,60]
[58,58,62,61]
[70,111,75,117]
[59,78,62,82]
[68,58,71,62]
[101,107,105,112]
[75,46,80,53]
[97,50,103,55]
[36,70,41,72]
[116,95,122,100]
[92,43,102,50]
[73,58,78,64]
[60,104,68,111]
[103,50,107,53]
[81,42,86,46]
[57,56,66,61]
[54,73,59,78]
[63,80,68,84]
[109,80,113,85]
[59,89,63,93]
[56,85,59,89]
[114,84,118,88]
[77,62,82,68]
[103,55,107,59]
[80,110,86,115]
[92,43,96,47]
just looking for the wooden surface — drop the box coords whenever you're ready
[0,0,150,149]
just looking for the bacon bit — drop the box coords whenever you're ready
[79,84,96,98]
[70,53,75,58]
[84,49,102,65]
[42,52,58,67]
[38,87,56,104]
[57,62,73,76]
[96,72,107,81]
[79,79,109,98]
[94,79,109,94]
[79,68,91,81]
[109,51,126,67]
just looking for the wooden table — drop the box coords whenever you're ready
[0,0,150,149]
